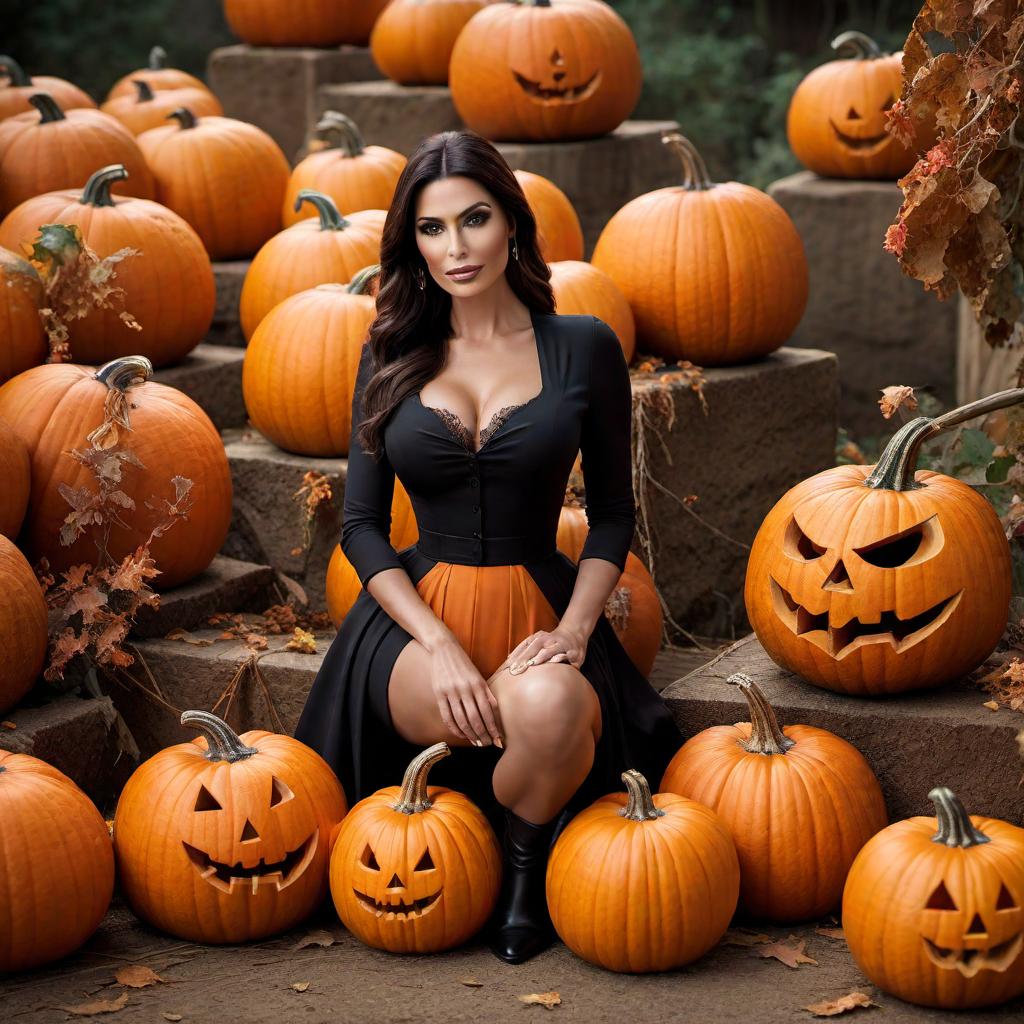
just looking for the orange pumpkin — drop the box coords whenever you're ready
[0,417,30,541]
[0,93,154,216]
[241,191,385,341]
[546,768,740,973]
[106,46,211,102]
[788,31,931,180]
[224,0,391,46]
[282,112,406,228]
[0,355,232,589]
[661,672,887,923]
[0,752,115,972]
[0,165,215,368]
[746,391,1017,695]
[549,260,634,363]
[137,108,290,260]
[0,245,45,383]
[592,132,808,365]
[0,55,96,120]
[514,169,584,263]
[330,742,501,953]
[100,79,222,136]
[243,266,379,457]
[844,786,1024,1009]
[114,710,347,944]
[0,535,47,714]
[449,0,642,142]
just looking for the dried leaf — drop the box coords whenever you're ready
[245,633,269,651]
[285,627,317,654]
[518,992,561,1009]
[878,385,918,420]
[723,929,773,947]
[758,936,819,969]
[55,991,130,1016]
[166,628,215,647]
[291,929,337,951]
[114,965,164,988]
[814,927,846,941]
[291,981,310,993]
[1,721,16,730]
[984,699,1001,710]
[460,978,484,987]
[803,992,877,1017]
[162,1015,183,1022]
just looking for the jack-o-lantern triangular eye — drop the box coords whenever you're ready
[361,845,380,870]
[269,776,294,807]
[784,517,826,561]
[855,517,939,568]
[415,849,435,871]
[997,883,1019,910]
[194,784,222,812]
[926,880,959,910]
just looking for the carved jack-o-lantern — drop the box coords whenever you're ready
[746,392,1017,694]
[330,743,501,953]
[449,0,642,142]
[844,787,1024,1009]
[113,710,347,943]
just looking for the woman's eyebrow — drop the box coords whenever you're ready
[417,202,491,223]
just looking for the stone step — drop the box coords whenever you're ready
[661,635,1024,826]
[767,171,958,439]
[207,44,384,163]
[153,341,246,430]
[209,259,251,347]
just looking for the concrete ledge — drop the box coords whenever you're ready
[662,636,1023,825]
[209,259,250,347]
[152,342,246,431]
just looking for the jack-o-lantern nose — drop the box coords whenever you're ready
[847,106,860,120]
[965,912,988,937]
[386,873,404,890]
[550,48,564,66]
[240,818,259,842]
[823,558,853,592]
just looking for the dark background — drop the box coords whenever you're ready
[3,0,921,187]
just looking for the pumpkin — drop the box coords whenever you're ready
[327,480,419,624]
[224,0,391,46]
[0,417,30,541]
[661,672,887,922]
[240,191,385,341]
[0,165,215,368]
[0,55,96,120]
[370,0,490,86]
[106,46,211,102]
[0,93,154,216]
[0,355,232,589]
[746,390,1018,695]
[243,266,379,457]
[100,79,222,136]
[592,132,808,365]
[843,786,1024,1009]
[449,0,642,142]
[0,245,45,384]
[0,752,115,972]
[0,535,47,714]
[114,710,347,944]
[514,169,583,263]
[546,768,739,973]
[549,260,634,363]
[137,108,290,260]
[330,742,501,953]
[788,31,931,180]
[282,112,406,228]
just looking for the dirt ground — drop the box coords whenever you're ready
[6,896,1024,1024]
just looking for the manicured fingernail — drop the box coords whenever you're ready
[495,737,504,749]
[473,740,482,747]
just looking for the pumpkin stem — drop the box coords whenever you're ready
[180,710,259,763]
[133,79,155,103]
[148,45,167,70]
[80,164,128,207]
[619,769,665,821]
[730,672,795,755]
[28,92,66,123]
[661,131,714,191]
[314,110,366,157]
[928,786,991,847]
[94,355,153,391]
[294,189,351,231]
[866,387,1024,491]
[168,106,198,130]
[0,56,30,87]
[831,31,884,60]
[393,742,450,814]
[346,264,382,295]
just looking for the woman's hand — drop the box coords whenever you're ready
[428,636,504,748]
[505,625,589,674]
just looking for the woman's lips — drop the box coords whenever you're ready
[446,266,483,280]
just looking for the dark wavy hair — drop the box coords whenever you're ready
[356,129,555,459]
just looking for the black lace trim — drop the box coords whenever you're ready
[426,403,527,454]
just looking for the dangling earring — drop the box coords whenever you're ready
[512,238,519,262]
[416,266,425,290]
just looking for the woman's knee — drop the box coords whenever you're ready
[387,639,469,747]
[496,663,601,744]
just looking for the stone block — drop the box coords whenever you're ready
[209,259,250,347]
[662,636,1024,825]
[640,348,838,637]
[768,171,958,438]
[134,556,282,638]
[153,342,247,431]
[223,428,346,611]
[207,44,383,162]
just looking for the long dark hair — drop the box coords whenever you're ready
[356,130,555,459]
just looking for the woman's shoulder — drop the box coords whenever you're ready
[536,311,619,350]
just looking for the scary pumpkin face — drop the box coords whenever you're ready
[352,833,443,921]
[113,711,348,944]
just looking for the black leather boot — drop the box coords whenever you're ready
[488,808,557,964]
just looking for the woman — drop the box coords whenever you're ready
[295,130,682,964]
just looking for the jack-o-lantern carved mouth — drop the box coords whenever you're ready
[512,68,601,104]
[770,579,962,658]
[353,888,441,919]
[182,830,318,895]
[923,932,1024,978]
[828,120,890,152]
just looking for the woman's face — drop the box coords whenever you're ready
[414,175,514,296]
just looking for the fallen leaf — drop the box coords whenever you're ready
[814,927,846,941]
[1,720,15,729]
[758,936,818,969]
[162,1015,183,1022]
[460,978,484,987]
[285,627,317,654]
[291,981,310,993]
[723,928,773,947]
[803,992,877,1016]
[984,700,1000,711]
[55,991,130,1016]
[166,628,214,647]
[114,965,164,988]
[519,992,560,1009]
[245,633,268,651]
[878,385,918,419]
[291,929,337,950]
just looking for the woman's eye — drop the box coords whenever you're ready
[467,212,488,226]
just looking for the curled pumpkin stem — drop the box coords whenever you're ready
[730,672,795,755]
[619,769,665,821]
[393,742,450,814]
[181,709,259,763]
[928,786,991,847]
